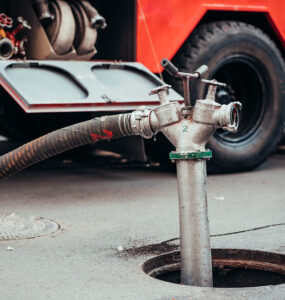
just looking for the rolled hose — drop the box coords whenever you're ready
[0,113,133,180]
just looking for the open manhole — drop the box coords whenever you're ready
[0,214,59,240]
[142,249,285,288]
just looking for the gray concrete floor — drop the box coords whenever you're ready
[0,150,285,300]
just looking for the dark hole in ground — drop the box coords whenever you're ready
[143,249,285,288]
[156,267,285,288]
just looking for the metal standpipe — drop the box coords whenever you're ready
[159,109,218,287]
[176,159,212,286]
[139,59,242,287]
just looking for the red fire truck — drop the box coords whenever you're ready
[0,0,284,173]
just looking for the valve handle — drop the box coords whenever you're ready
[161,58,209,80]
[161,59,179,76]
[201,79,227,87]
[149,84,172,96]
[0,13,13,28]
[194,65,208,78]
[17,17,32,30]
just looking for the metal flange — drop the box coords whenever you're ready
[169,150,212,160]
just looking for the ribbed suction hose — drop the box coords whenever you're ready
[0,113,134,180]
[0,38,14,60]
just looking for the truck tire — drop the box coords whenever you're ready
[166,21,285,173]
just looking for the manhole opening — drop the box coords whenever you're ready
[142,249,285,288]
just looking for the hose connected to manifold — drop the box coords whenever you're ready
[0,113,134,180]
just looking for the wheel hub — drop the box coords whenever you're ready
[216,84,237,105]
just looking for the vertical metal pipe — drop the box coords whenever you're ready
[176,159,213,287]
[182,77,191,107]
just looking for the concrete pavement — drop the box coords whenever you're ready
[0,151,284,299]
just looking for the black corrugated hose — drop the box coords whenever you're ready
[0,113,134,180]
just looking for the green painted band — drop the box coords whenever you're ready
[169,150,212,160]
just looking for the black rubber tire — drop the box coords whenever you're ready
[165,21,285,173]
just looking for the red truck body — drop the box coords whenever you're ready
[137,0,285,72]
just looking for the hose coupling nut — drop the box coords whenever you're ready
[193,99,242,133]
[214,102,242,133]
[130,106,154,139]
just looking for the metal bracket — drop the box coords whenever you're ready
[169,150,212,160]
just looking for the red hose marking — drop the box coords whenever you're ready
[90,130,113,141]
